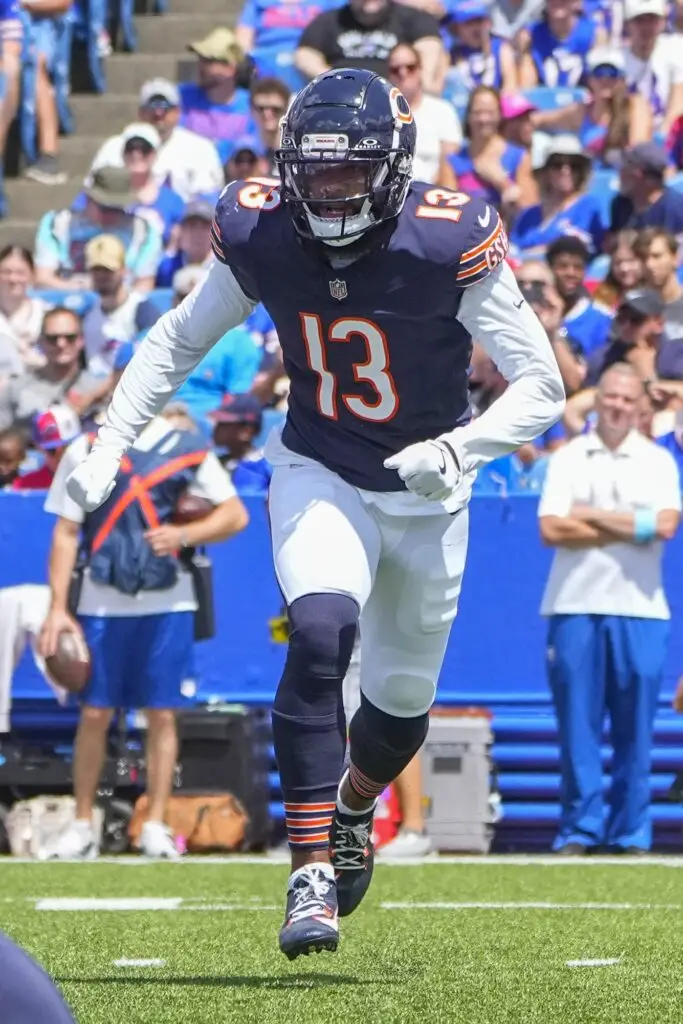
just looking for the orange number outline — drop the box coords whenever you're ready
[415,188,472,224]
[299,313,399,423]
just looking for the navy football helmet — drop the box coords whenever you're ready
[275,68,416,247]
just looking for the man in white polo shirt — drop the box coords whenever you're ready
[538,362,681,855]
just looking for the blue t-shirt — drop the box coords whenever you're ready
[579,115,609,164]
[610,187,683,241]
[135,185,186,246]
[563,295,613,356]
[238,0,341,51]
[446,35,506,90]
[510,193,605,257]
[448,142,525,207]
[179,84,255,164]
[231,454,272,492]
[656,432,683,483]
[175,326,261,424]
[529,15,596,87]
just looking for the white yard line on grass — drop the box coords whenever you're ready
[381,901,683,911]
[7,854,683,866]
[30,896,683,914]
[566,957,623,968]
[36,898,183,912]
[113,959,166,968]
[35,897,280,912]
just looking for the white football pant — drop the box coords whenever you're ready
[269,460,469,718]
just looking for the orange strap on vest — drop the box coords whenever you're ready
[90,449,207,554]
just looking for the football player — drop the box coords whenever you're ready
[65,68,565,960]
[0,931,76,1022]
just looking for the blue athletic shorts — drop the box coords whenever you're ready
[79,612,193,709]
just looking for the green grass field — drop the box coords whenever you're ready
[3,857,683,1024]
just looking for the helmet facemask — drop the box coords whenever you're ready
[277,134,413,247]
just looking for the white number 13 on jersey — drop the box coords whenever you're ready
[300,313,399,423]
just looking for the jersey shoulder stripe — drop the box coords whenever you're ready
[456,210,509,288]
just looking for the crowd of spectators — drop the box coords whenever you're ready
[3,0,683,498]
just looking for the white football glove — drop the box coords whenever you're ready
[65,448,122,513]
[384,440,461,502]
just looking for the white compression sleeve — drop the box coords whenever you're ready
[95,261,256,456]
[442,262,566,471]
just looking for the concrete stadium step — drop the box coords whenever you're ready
[105,53,189,93]
[0,219,39,250]
[58,136,106,178]
[4,179,80,220]
[69,95,140,136]
[134,12,227,53]
[167,0,242,14]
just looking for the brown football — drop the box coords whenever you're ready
[45,631,91,694]
[172,492,215,525]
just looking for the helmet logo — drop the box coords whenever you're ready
[358,137,381,148]
[389,87,413,125]
[301,134,349,157]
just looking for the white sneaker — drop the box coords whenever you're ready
[39,821,98,861]
[377,827,432,858]
[140,821,181,860]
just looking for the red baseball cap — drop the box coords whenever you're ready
[32,405,81,450]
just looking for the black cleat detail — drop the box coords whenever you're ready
[279,867,340,960]
[329,808,375,917]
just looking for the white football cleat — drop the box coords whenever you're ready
[139,821,181,859]
[376,827,432,859]
[39,821,98,861]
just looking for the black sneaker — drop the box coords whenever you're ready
[329,807,375,917]
[278,866,339,961]
[25,155,67,185]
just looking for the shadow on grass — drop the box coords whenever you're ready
[57,974,401,989]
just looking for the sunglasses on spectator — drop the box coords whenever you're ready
[591,65,621,79]
[546,156,583,171]
[253,103,286,115]
[143,99,175,111]
[388,62,419,74]
[43,332,80,344]
[125,141,154,156]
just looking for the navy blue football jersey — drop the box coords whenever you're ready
[0,931,76,1023]
[212,178,509,491]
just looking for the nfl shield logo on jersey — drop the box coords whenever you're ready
[329,279,347,301]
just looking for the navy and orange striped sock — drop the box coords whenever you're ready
[284,802,336,851]
[347,763,386,803]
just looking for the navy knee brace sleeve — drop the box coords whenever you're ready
[348,692,428,800]
[272,593,359,845]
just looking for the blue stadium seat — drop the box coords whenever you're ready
[251,48,307,94]
[589,166,619,226]
[522,86,587,112]
[147,287,174,314]
[586,253,610,282]
[441,71,470,122]
[29,289,97,316]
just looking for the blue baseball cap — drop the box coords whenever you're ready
[448,0,490,21]
[230,134,266,159]
[210,393,263,428]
